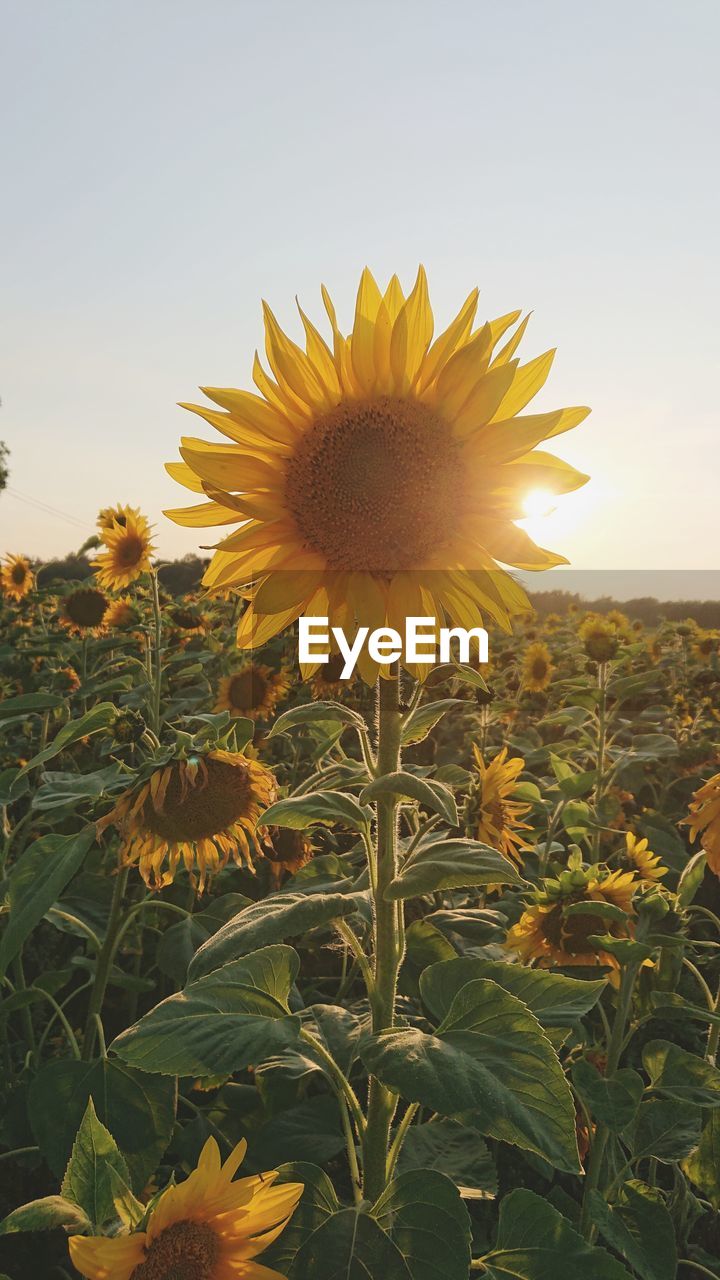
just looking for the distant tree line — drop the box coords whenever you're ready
[530,589,720,628]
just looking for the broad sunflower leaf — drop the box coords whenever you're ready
[0,1196,91,1237]
[683,1110,720,1208]
[260,790,372,831]
[267,701,367,737]
[188,895,360,976]
[112,947,301,1077]
[572,1059,644,1130]
[360,979,580,1173]
[386,838,524,900]
[625,1099,702,1162]
[372,1169,472,1280]
[262,1162,340,1275]
[589,1181,676,1280]
[401,698,463,745]
[61,1099,130,1230]
[0,692,64,720]
[16,702,117,777]
[28,1056,176,1191]
[0,827,96,978]
[360,771,458,825]
[643,1039,720,1107]
[156,892,252,984]
[482,1188,634,1280]
[397,1118,497,1199]
[289,1208,411,1280]
[420,957,606,1028]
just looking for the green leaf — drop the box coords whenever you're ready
[628,734,678,762]
[156,892,251,984]
[677,851,707,906]
[401,699,462,745]
[397,1118,497,1198]
[17,703,118,776]
[253,1095,346,1167]
[626,1099,702,1162]
[588,935,654,964]
[372,1169,472,1280]
[0,827,96,978]
[557,770,599,799]
[61,1099,130,1229]
[0,692,64,720]
[28,1057,176,1191]
[361,979,580,1173]
[0,1195,91,1236]
[572,1060,644,1130]
[421,958,605,1029]
[260,790,371,831]
[683,1110,720,1208]
[482,1188,634,1279]
[399,920,456,997]
[589,1181,677,1280]
[188,895,359,977]
[262,1163,339,1276]
[289,1208,411,1280]
[112,947,301,1076]
[643,1039,720,1107]
[360,772,458,825]
[386,839,524,900]
[267,701,366,738]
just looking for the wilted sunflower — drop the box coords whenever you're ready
[262,826,314,889]
[97,749,276,891]
[579,614,619,664]
[69,1136,303,1280]
[60,586,109,634]
[506,865,638,974]
[465,745,532,866]
[215,663,290,721]
[619,831,667,883]
[52,666,81,695]
[104,596,142,629]
[522,641,553,691]
[94,510,155,591]
[1,554,34,601]
[169,605,207,634]
[165,267,590,683]
[682,771,720,876]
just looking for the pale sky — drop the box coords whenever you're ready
[2,0,719,584]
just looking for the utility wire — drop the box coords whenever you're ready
[5,486,91,533]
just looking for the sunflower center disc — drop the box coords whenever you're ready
[146,759,252,842]
[285,395,463,572]
[117,534,145,567]
[130,1218,219,1280]
[11,564,26,584]
[228,668,268,710]
[65,590,108,627]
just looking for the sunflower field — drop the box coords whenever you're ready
[1,274,720,1280]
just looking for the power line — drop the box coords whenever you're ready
[5,486,91,532]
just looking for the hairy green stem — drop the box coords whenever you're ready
[82,866,129,1059]
[149,570,163,738]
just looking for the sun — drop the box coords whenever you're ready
[522,488,556,519]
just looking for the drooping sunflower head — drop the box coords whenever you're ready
[69,1135,303,1280]
[60,586,109,634]
[465,744,532,867]
[96,503,143,534]
[619,831,668,883]
[522,640,554,692]
[169,605,207,635]
[506,863,639,973]
[215,662,290,721]
[165,267,590,682]
[262,825,314,889]
[682,770,720,877]
[1,554,34,602]
[52,666,81,695]
[97,748,276,891]
[94,510,155,591]
[579,613,620,664]
[104,595,142,630]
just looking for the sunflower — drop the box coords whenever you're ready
[60,586,109,635]
[578,614,619,664]
[506,865,639,973]
[165,267,590,683]
[169,605,208,634]
[215,663,290,721]
[94,510,155,591]
[97,503,145,534]
[619,831,667,883]
[310,650,357,699]
[682,771,720,877]
[53,666,81,695]
[694,632,718,664]
[104,596,142,629]
[465,745,532,867]
[1,554,34,601]
[262,826,314,889]
[522,640,553,691]
[97,749,276,891]
[69,1135,303,1280]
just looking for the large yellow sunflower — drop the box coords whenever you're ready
[465,744,532,866]
[1,554,34,601]
[682,771,720,877]
[97,749,276,891]
[215,663,290,721]
[69,1136,302,1280]
[165,268,590,682]
[94,511,155,591]
[506,866,638,974]
[522,640,554,692]
[60,586,109,635]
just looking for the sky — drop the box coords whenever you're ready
[1,0,719,595]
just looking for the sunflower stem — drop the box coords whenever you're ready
[149,570,163,739]
[590,662,608,862]
[362,670,403,1203]
[82,865,129,1059]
